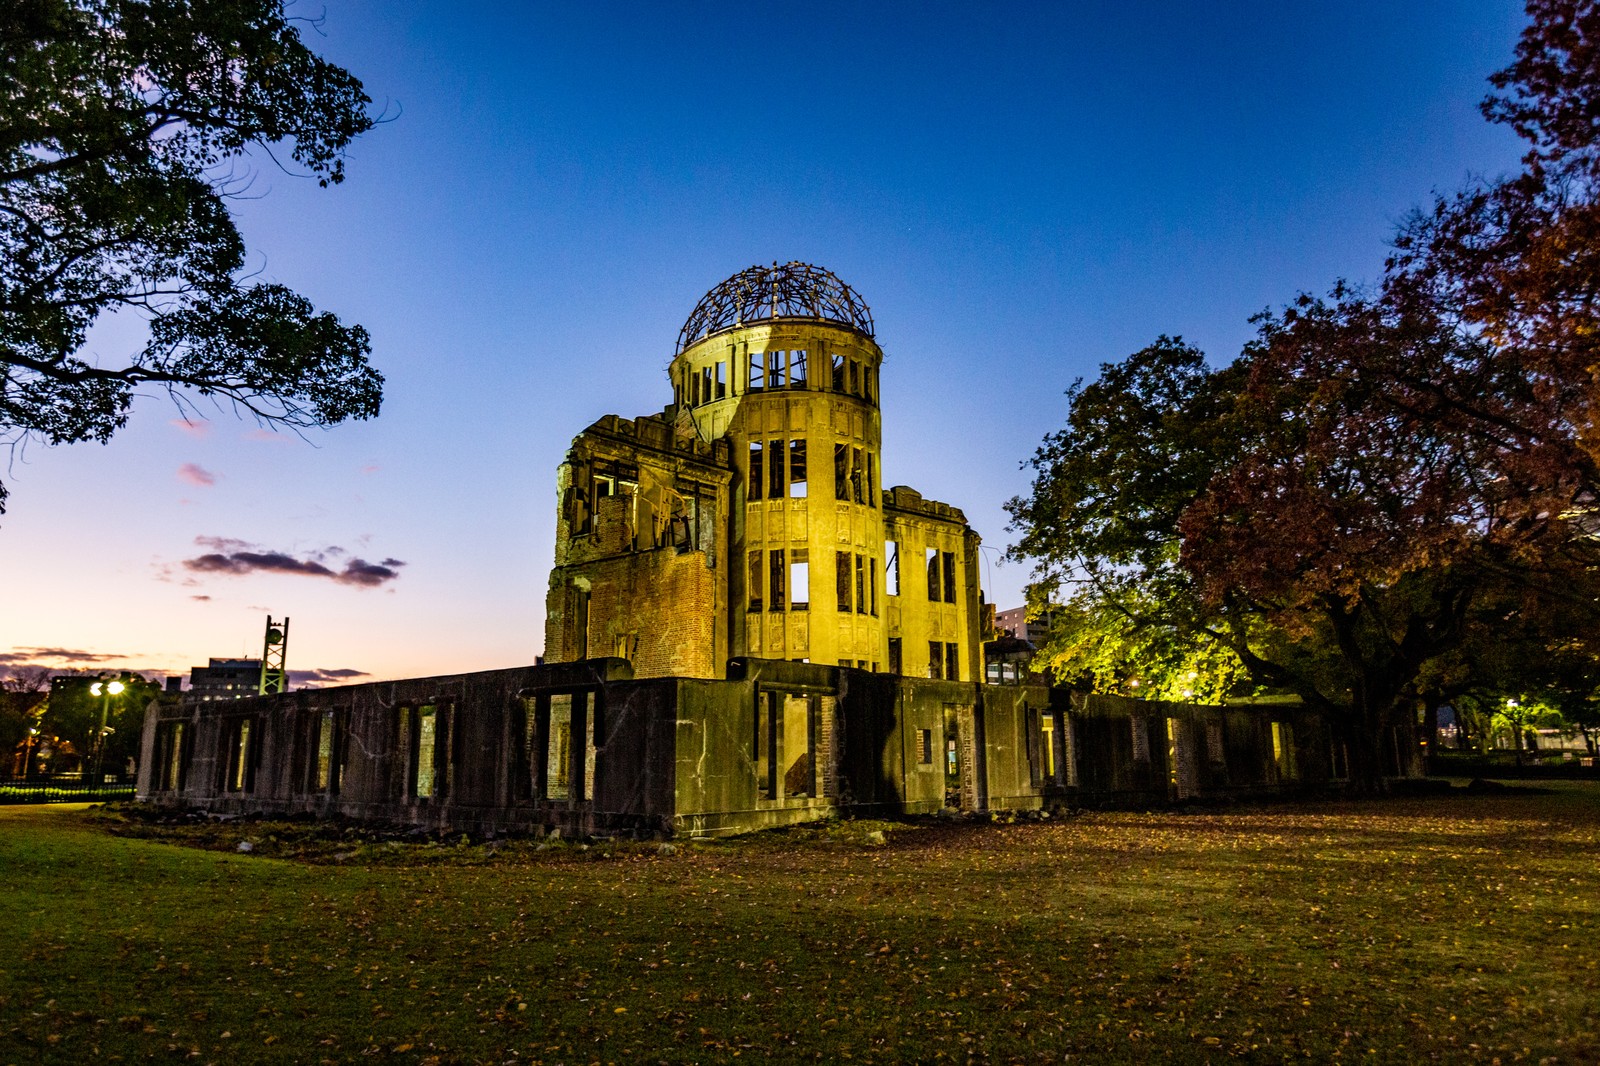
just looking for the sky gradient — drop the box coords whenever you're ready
[0,1,1531,686]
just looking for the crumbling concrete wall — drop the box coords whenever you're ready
[139,659,1346,838]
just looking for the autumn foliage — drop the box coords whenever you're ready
[1010,0,1600,790]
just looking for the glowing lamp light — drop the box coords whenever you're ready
[89,680,125,697]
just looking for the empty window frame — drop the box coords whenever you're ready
[749,350,765,391]
[749,442,764,501]
[715,360,727,399]
[225,718,254,793]
[754,691,817,799]
[160,721,187,791]
[945,643,959,683]
[926,547,941,601]
[1040,712,1056,780]
[868,561,878,616]
[790,350,808,387]
[866,452,876,505]
[928,641,944,680]
[917,727,934,765]
[942,550,956,603]
[315,708,336,791]
[699,365,712,406]
[854,554,866,615]
[848,359,859,396]
[831,353,845,391]
[851,446,864,503]
[836,551,852,612]
[865,365,877,404]
[748,550,764,612]
[888,637,903,675]
[415,704,438,799]
[790,550,809,610]
[767,349,786,389]
[769,548,787,612]
[548,695,573,801]
[768,437,784,498]
[788,439,807,497]
[834,443,850,501]
[885,541,900,596]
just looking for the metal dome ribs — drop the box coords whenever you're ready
[674,262,875,356]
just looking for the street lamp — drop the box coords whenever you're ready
[89,679,124,784]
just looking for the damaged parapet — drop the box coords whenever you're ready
[139,657,1343,839]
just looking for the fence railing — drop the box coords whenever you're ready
[0,773,137,805]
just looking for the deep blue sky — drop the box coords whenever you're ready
[0,1,1531,683]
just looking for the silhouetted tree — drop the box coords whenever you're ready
[0,0,384,514]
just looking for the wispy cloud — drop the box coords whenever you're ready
[181,537,406,588]
[190,594,211,602]
[177,462,218,487]
[243,428,297,444]
[287,667,371,689]
[0,647,133,682]
[0,647,124,666]
[169,418,211,439]
[360,464,381,475]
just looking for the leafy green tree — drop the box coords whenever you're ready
[1,0,384,514]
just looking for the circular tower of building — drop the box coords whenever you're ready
[671,262,887,669]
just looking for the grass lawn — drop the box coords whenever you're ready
[2,786,1598,1065]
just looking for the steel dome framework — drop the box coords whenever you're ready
[675,261,875,356]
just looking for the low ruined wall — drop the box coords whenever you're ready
[139,660,1344,837]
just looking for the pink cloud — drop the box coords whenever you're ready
[360,464,381,475]
[178,463,218,487]
[169,419,212,438]
[243,428,298,444]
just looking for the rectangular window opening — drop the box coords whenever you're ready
[783,694,815,798]
[834,442,849,501]
[926,547,941,602]
[885,541,900,596]
[749,442,764,501]
[917,728,933,765]
[769,548,786,612]
[415,705,437,799]
[315,709,334,791]
[928,641,944,680]
[836,551,852,613]
[790,550,809,611]
[548,695,572,801]
[945,642,960,683]
[768,350,786,389]
[854,554,866,615]
[888,637,903,675]
[791,350,808,387]
[749,350,764,391]
[851,446,864,503]
[768,437,784,499]
[831,353,845,391]
[788,439,807,497]
[942,550,956,603]
[748,550,764,612]
[715,360,727,399]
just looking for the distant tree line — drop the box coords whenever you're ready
[1008,0,1600,791]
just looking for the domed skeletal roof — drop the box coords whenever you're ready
[675,261,875,355]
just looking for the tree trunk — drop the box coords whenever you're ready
[1422,697,1441,774]
[1342,708,1392,797]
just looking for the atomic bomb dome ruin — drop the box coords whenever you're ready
[137,264,1336,838]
